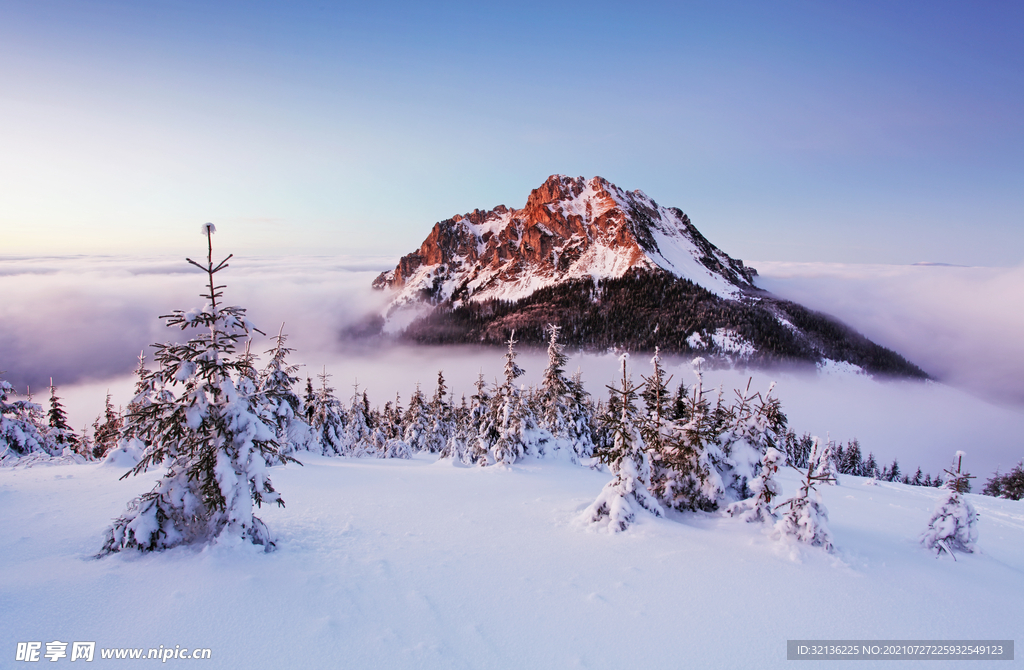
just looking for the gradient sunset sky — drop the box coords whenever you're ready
[2,0,1021,264]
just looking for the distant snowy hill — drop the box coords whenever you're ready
[371,175,926,378]
[2,454,1020,668]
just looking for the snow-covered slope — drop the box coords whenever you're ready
[2,455,1020,669]
[373,175,757,321]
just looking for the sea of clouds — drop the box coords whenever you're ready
[1,254,1022,479]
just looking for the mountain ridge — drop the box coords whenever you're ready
[370,175,927,379]
[373,175,757,308]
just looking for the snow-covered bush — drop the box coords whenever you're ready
[99,224,288,555]
[921,451,978,558]
[1,374,49,459]
[774,437,834,551]
[718,379,789,500]
[726,447,782,523]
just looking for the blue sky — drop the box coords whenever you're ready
[2,0,1021,264]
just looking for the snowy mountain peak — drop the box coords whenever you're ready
[373,175,757,319]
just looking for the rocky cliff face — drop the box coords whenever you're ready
[373,175,757,314]
[371,175,927,379]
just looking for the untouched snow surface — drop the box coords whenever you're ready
[2,455,1021,669]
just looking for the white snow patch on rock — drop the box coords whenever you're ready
[817,359,866,377]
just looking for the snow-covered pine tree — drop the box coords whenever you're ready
[403,384,431,453]
[863,452,879,479]
[783,431,815,470]
[24,386,49,439]
[840,438,863,475]
[538,325,572,447]
[832,441,845,472]
[342,382,374,456]
[371,393,409,458]
[424,371,455,454]
[258,326,313,454]
[100,224,286,554]
[670,376,689,423]
[640,347,673,456]
[591,397,615,457]
[921,451,978,558]
[302,377,316,425]
[564,369,595,462]
[886,458,901,483]
[773,436,834,551]
[455,393,469,430]
[384,393,403,440]
[0,373,48,458]
[490,333,548,464]
[718,379,789,501]
[813,435,839,486]
[466,373,496,465]
[982,461,1024,500]
[726,447,783,523]
[91,392,122,459]
[439,418,473,464]
[103,352,162,466]
[77,426,95,461]
[45,380,80,455]
[649,358,727,512]
[309,368,347,456]
[583,354,663,531]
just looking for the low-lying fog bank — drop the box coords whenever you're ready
[2,254,1022,480]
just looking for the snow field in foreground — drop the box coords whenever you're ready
[1,455,1021,669]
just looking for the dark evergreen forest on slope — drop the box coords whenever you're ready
[398,268,928,379]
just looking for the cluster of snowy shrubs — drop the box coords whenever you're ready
[0,376,96,464]
[579,350,841,553]
[0,227,986,559]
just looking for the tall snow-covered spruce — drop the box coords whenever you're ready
[258,326,314,455]
[99,224,289,555]
[537,324,593,461]
[489,332,548,465]
[46,380,80,455]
